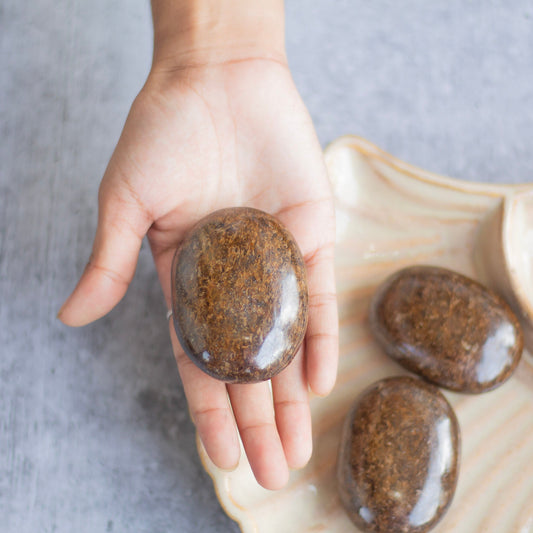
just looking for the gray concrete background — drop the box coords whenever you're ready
[1,1,532,532]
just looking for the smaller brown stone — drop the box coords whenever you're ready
[337,376,460,533]
[369,265,523,393]
[171,207,308,383]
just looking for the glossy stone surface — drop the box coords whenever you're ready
[337,376,460,533]
[369,265,523,393]
[171,207,308,383]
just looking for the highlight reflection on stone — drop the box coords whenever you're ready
[369,265,523,393]
[337,377,460,533]
[171,207,308,383]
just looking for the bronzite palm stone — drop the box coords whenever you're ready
[171,207,308,383]
[337,376,460,533]
[369,265,523,393]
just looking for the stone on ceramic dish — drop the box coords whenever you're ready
[171,207,308,383]
[337,376,460,533]
[369,265,523,393]
[199,138,533,533]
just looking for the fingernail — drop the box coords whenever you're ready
[56,297,70,321]
[310,388,331,399]
[56,306,65,321]
[218,460,240,473]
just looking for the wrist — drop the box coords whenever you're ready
[150,0,286,71]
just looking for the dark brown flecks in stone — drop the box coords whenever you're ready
[369,265,523,393]
[337,376,460,533]
[171,207,308,383]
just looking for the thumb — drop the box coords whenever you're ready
[58,180,152,327]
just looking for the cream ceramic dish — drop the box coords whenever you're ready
[198,136,533,533]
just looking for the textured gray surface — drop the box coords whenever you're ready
[1,1,532,532]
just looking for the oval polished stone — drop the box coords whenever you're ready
[369,265,523,393]
[337,376,460,533]
[171,207,308,383]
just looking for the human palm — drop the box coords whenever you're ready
[59,59,338,490]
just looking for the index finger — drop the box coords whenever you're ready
[302,241,338,396]
[276,201,339,397]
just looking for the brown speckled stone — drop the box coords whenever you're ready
[369,265,523,393]
[171,207,308,383]
[337,376,460,533]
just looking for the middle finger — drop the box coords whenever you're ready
[228,381,289,490]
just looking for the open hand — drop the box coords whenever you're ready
[58,58,338,490]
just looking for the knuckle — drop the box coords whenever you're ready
[240,421,277,435]
[86,259,131,286]
[308,291,337,309]
[306,331,338,343]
